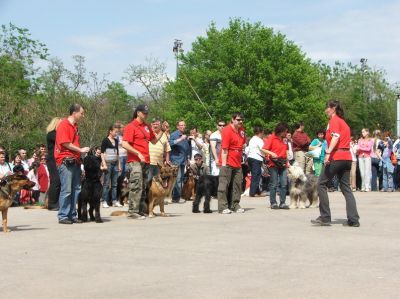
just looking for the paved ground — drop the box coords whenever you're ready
[1,191,399,299]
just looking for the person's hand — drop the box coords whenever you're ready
[215,158,219,165]
[7,171,13,176]
[270,152,278,158]
[165,160,171,166]
[117,167,121,172]
[137,153,145,162]
[324,154,331,165]
[80,147,90,153]
[180,134,187,141]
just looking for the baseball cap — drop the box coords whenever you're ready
[136,104,149,114]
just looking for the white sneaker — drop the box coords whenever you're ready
[113,202,123,207]
[235,208,245,213]
[102,202,110,208]
[221,209,232,214]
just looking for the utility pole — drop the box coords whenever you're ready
[397,94,400,137]
[173,39,183,79]
[360,58,367,126]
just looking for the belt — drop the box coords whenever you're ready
[332,148,349,152]
[229,149,242,153]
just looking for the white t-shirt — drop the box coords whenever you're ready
[27,170,40,191]
[209,131,222,162]
[247,136,264,161]
[190,137,204,161]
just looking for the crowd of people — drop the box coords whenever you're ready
[1,100,399,227]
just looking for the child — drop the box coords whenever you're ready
[27,161,41,204]
[379,137,394,192]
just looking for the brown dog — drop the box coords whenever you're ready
[181,166,195,201]
[0,175,35,232]
[147,164,178,217]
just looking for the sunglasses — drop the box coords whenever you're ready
[218,124,225,127]
[235,118,244,122]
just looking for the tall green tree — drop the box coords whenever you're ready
[164,19,325,134]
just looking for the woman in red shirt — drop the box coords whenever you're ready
[262,122,290,210]
[311,100,360,227]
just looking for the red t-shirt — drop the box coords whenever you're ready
[326,114,351,161]
[55,118,80,166]
[219,124,246,168]
[263,133,288,168]
[123,119,155,163]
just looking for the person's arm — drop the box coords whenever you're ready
[60,142,89,154]
[221,149,228,166]
[308,139,321,151]
[210,140,218,164]
[324,136,339,165]
[122,141,145,162]
[169,132,187,147]
[260,148,277,158]
[150,130,164,145]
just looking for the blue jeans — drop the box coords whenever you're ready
[172,164,186,201]
[119,156,127,177]
[382,167,394,191]
[57,163,81,221]
[268,167,287,206]
[248,157,262,196]
[371,158,380,191]
[147,164,160,184]
[102,161,119,204]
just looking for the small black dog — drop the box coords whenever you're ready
[192,175,219,213]
[78,151,103,223]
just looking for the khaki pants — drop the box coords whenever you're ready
[294,151,313,175]
[217,166,242,212]
[128,162,149,215]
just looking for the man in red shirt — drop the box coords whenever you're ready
[55,104,90,224]
[262,122,290,209]
[292,121,313,174]
[217,112,246,214]
[311,100,360,227]
[122,104,163,219]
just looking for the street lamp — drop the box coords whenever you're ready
[396,94,400,137]
[173,39,183,79]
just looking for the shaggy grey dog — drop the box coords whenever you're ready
[287,164,319,209]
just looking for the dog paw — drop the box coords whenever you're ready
[299,205,306,209]
[160,213,169,217]
[148,214,155,218]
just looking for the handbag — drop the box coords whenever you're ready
[390,151,398,166]
[307,146,322,158]
[270,158,287,169]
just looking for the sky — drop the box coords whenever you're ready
[1,0,399,94]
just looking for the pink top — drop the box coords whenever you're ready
[357,138,374,158]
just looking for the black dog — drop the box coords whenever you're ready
[78,153,103,223]
[192,175,219,213]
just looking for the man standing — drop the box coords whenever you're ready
[169,120,191,204]
[210,120,225,176]
[55,104,89,224]
[218,112,246,214]
[188,126,205,162]
[292,121,312,174]
[148,117,171,183]
[122,105,163,219]
[18,148,29,172]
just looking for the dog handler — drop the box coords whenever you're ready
[217,112,246,214]
[122,105,163,220]
[55,104,90,224]
[311,99,360,227]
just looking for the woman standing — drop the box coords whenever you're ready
[247,126,265,197]
[46,117,61,211]
[311,100,360,227]
[357,128,373,191]
[371,130,382,191]
[101,125,122,208]
[378,137,394,192]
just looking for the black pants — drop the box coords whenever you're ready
[248,157,262,196]
[47,159,60,210]
[318,160,360,223]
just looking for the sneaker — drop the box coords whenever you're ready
[343,221,360,227]
[235,208,245,213]
[220,209,232,214]
[113,201,123,207]
[311,217,331,226]
[72,218,83,224]
[172,198,186,204]
[59,219,73,224]
[270,204,279,210]
[102,202,110,208]
[127,213,146,220]
[279,204,290,210]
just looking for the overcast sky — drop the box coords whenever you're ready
[1,0,399,94]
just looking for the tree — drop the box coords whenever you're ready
[164,18,325,133]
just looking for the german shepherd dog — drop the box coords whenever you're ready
[192,175,216,213]
[181,165,196,201]
[147,164,178,217]
[78,151,103,223]
[0,175,35,232]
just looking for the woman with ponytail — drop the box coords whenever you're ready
[311,100,360,227]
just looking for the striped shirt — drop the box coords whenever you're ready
[149,133,171,165]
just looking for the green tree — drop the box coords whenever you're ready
[164,19,325,134]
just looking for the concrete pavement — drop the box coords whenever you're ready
[1,191,399,299]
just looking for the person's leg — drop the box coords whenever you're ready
[57,164,72,221]
[230,167,243,211]
[248,158,261,196]
[350,161,357,190]
[217,166,233,212]
[295,151,306,174]
[337,160,360,224]
[279,168,288,206]
[305,156,313,175]
[370,158,379,191]
[358,157,366,191]
[70,164,82,220]
[110,163,119,204]
[268,167,278,207]
[314,160,323,177]
[128,162,143,216]
[47,159,60,210]
[365,157,372,191]
[139,163,149,214]
[101,166,111,205]
[382,167,388,191]
[317,163,337,222]
[172,164,185,201]
[387,170,394,191]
